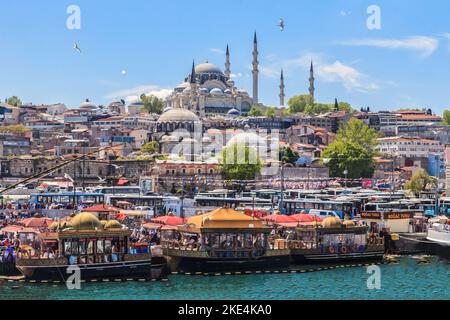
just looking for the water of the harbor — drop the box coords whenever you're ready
[1,256,448,300]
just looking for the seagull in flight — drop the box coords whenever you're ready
[73,43,81,53]
[277,18,285,31]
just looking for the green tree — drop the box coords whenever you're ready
[220,143,263,181]
[321,140,374,178]
[0,125,28,135]
[140,141,160,154]
[405,169,436,196]
[304,103,332,115]
[265,107,276,118]
[336,118,380,152]
[287,94,311,114]
[279,146,299,165]
[140,94,164,114]
[443,110,450,125]
[6,96,22,107]
[248,106,263,117]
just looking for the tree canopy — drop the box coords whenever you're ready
[321,119,378,178]
[321,140,375,178]
[0,125,28,135]
[265,107,276,118]
[6,96,22,107]
[443,110,450,125]
[336,118,380,152]
[287,94,311,114]
[140,141,160,154]
[140,94,164,114]
[279,146,299,165]
[405,169,436,195]
[219,143,263,181]
[248,106,264,117]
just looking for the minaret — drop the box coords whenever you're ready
[309,60,315,105]
[252,31,259,105]
[190,60,196,84]
[279,69,285,106]
[225,44,231,79]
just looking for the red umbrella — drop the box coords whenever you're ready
[291,214,322,223]
[264,214,296,224]
[152,215,185,226]
[21,218,53,228]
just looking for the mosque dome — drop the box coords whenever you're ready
[70,213,103,231]
[80,99,97,109]
[199,88,209,94]
[322,217,342,229]
[162,106,173,113]
[227,132,266,148]
[224,89,232,94]
[202,136,212,144]
[158,108,200,123]
[195,62,223,74]
[176,82,190,89]
[161,135,179,143]
[183,87,192,94]
[128,100,144,107]
[227,108,240,117]
[210,88,223,96]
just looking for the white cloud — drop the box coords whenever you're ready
[339,10,351,16]
[209,48,225,54]
[231,73,243,78]
[317,61,379,92]
[337,36,439,57]
[262,52,380,92]
[105,84,172,102]
[260,65,280,78]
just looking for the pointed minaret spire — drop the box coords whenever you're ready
[334,98,339,112]
[279,69,285,106]
[190,60,196,84]
[309,60,315,105]
[252,31,259,105]
[225,44,231,79]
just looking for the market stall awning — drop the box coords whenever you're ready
[0,225,23,233]
[152,215,185,226]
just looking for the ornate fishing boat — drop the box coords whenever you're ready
[161,208,290,273]
[283,217,385,263]
[16,212,165,281]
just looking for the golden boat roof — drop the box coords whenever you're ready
[185,207,268,231]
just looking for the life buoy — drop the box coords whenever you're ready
[328,246,336,254]
[341,246,348,254]
[352,244,358,252]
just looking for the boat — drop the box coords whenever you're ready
[161,207,290,273]
[281,217,385,263]
[426,216,450,246]
[15,212,166,281]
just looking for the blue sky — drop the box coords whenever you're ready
[1,0,450,114]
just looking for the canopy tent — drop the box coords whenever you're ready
[152,215,185,226]
[142,222,164,230]
[21,217,53,228]
[186,207,266,230]
[290,214,323,223]
[263,214,296,224]
[82,204,121,214]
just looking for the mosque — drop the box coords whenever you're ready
[164,33,266,118]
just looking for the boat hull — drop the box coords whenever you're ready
[290,246,385,264]
[16,259,165,282]
[166,250,290,273]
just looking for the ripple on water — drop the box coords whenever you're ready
[0,257,448,300]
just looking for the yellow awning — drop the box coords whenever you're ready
[186,207,266,230]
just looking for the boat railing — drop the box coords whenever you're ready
[162,242,267,258]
